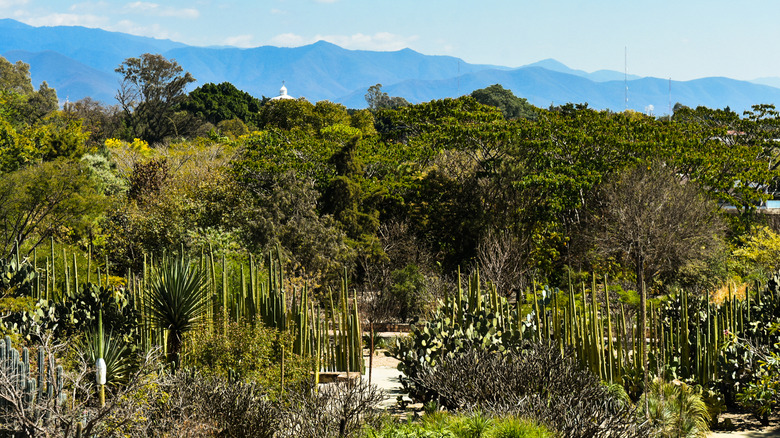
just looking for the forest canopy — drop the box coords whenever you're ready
[2,53,780,307]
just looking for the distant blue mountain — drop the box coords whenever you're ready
[162,41,499,102]
[345,68,780,115]
[523,58,641,82]
[1,18,779,114]
[0,18,185,72]
[751,77,780,89]
[2,50,117,103]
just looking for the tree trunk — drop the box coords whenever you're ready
[167,330,182,370]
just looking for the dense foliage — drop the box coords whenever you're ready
[3,52,780,434]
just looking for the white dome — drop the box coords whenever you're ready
[271,82,294,100]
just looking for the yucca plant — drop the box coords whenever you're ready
[146,256,208,366]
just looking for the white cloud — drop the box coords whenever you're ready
[124,2,200,19]
[0,0,27,8]
[69,2,109,12]
[314,0,338,3]
[22,13,108,28]
[224,34,255,48]
[270,32,417,52]
[270,8,285,14]
[111,19,177,40]
[269,33,308,47]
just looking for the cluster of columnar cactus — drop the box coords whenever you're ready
[397,269,780,401]
[0,336,65,417]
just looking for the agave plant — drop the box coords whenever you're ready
[147,256,208,366]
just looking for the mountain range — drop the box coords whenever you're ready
[2,18,780,114]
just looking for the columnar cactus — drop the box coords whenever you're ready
[0,336,65,415]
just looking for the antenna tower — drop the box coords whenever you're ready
[624,46,628,111]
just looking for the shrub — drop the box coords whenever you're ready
[385,264,432,322]
[389,306,526,403]
[278,380,385,438]
[735,323,780,425]
[153,371,280,438]
[363,412,553,438]
[186,318,312,396]
[638,378,711,438]
[488,416,553,438]
[405,343,648,438]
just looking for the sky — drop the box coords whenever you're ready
[1,0,779,81]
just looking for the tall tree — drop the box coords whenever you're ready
[115,53,195,144]
[592,161,725,291]
[0,56,59,125]
[0,159,105,258]
[365,84,409,111]
[179,82,263,128]
[591,161,725,413]
[0,57,33,95]
[63,97,124,147]
[471,84,537,120]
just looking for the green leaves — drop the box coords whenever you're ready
[0,159,105,257]
[146,256,208,363]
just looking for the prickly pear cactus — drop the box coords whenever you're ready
[390,283,529,403]
[0,257,37,297]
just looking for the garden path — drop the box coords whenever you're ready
[363,347,404,409]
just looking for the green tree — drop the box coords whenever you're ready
[216,118,249,139]
[179,81,263,128]
[0,56,59,125]
[231,130,352,282]
[471,84,537,120]
[23,81,58,124]
[0,57,33,94]
[386,264,429,322]
[364,84,409,111]
[321,136,384,254]
[378,97,521,272]
[0,114,89,173]
[257,98,315,132]
[0,159,105,258]
[312,100,351,132]
[63,97,124,147]
[115,53,196,144]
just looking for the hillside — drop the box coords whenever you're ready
[2,18,780,113]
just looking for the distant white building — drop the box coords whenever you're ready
[270,82,295,101]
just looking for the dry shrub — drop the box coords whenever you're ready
[278,380,385,438]
[407,341,651,438]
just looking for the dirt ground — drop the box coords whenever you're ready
[363,348,405,410]
[710,412,780,437]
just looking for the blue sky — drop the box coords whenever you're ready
[1,0,778,81]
